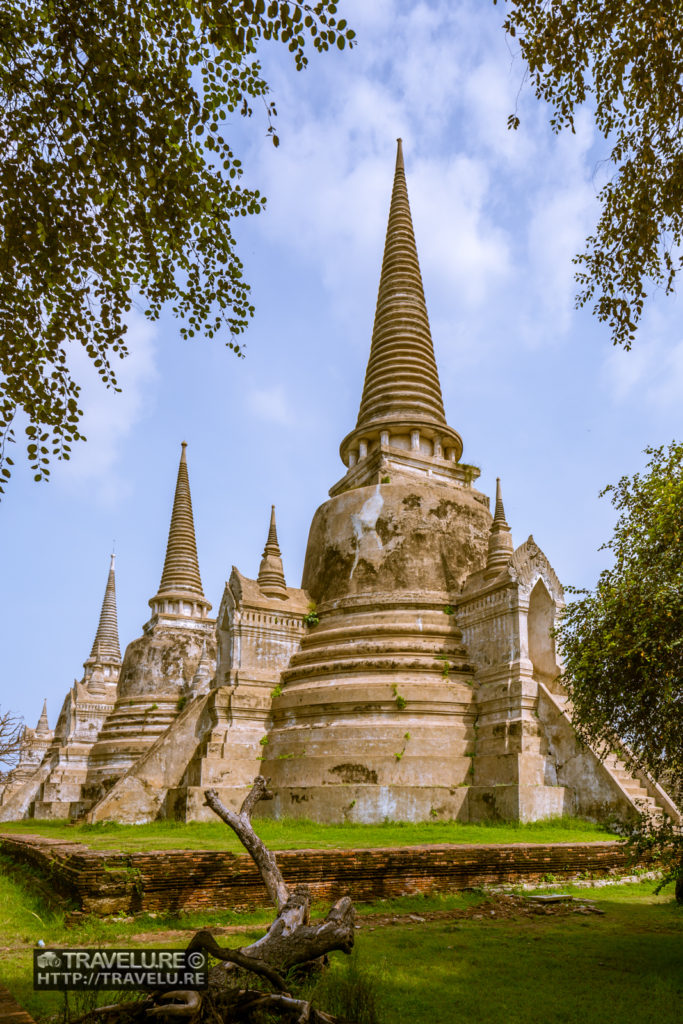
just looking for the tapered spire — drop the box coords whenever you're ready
[339,140,463,468]
[485,478,514,577]
[158,443,204,595]
[357,138,446,428]
[89,554,121,661]
[148,443,211,620]
[257,505,288,599]
[492,478,508,528]
[35,699,50,736]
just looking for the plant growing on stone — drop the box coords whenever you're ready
[304,605,320,627]
[392,685,407,711]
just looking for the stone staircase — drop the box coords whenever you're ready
[601,753,662,817]
[538,682,681,824]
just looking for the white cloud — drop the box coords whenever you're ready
[246,384,296,426]
[55,312,157,503]
[244,0,604,359]
[603,305,683,411]
[523,180,596,341]
[410,155,511,307]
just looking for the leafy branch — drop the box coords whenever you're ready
[0,1,356,495]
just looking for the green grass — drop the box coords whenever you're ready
[0,853,268,1020]
[348,880,683,1023]
[0,815,620,852]
[1,853,681,1024]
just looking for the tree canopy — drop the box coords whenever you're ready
[0,1,354,495]
[497,1,683,350]
[555,442,683,789]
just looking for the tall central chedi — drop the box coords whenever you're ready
[7,140,680,827]
[262,141,493,821]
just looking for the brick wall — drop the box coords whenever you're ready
[0,834,638,916]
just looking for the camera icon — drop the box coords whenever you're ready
[36,951,62,968]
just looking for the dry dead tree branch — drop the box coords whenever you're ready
[202,779,355,971]
[147,777,357,1024]
[226,991,339,1022]
[146,991,201,1019]
[67,777,358,1024]
[185,930,287,992]
[204,780,289,911]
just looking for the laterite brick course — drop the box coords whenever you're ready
[0,834,637,916]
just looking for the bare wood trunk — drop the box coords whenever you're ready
[201,781,356,972]
[165,777,359,1022]
[204,781,289,911]
[74,778,359,1024]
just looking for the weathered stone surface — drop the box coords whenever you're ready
[302,480,490,604]
[168,557,310,819]
[0,703,54,820]
[83,624,216,800]
[263,479,490,821]
[86,692,213,823]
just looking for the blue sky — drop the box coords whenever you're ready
[2,0,682,731]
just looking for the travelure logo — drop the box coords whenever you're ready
[36,952,62,969]
[33,948,208,991]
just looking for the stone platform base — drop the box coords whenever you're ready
[263,785,471,823]
[163,785,254,821]
[468,785,570,823]
[32,800,90,820]
[0,833,640,917]
[163,783,569,825]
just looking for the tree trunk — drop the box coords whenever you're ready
[157,777,357,1022]
[675,867,683,905]
[201,781,355,974]
[73,777,359,1024]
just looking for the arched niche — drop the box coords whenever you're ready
[215,602,235,686]
[528,579,558,681]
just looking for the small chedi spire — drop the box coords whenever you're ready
[89,554,121,661]
[257,505,288,599]
[149,443,211,619]
[83,553,122,693]
[35,699,50,736]
[485,477,514,577]
[339,139,463,469]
